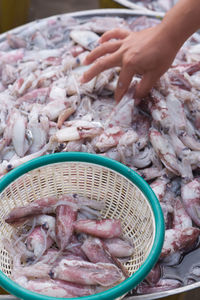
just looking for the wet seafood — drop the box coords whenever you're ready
[127,0,178,13]
[55,195,78,250]
[4,194,132,297]
[5,196,58,224]
[0,12,200,297]
[74,219,122,238]
[50,259,123,286]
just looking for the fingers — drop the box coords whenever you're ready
[83,40,121,65]
[115,66,135,102]
[84,29,131,65]
[135,72,159,99]
[81,52,120,83]
[81,29,132,85]
[100,28,130,43]
[115,70,160,102]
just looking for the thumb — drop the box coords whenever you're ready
[135,72,159,99]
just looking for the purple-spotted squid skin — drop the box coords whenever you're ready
[103,237,134,258]
[15,277,87,298]
[55,195,78,250]
[137,278,182,294]
[5,196,58,224]
[181,178,200,226]
[81,236,112,263]
[160,227,200,259]
[50,259,123,286]
[55,204,77,250]
[26,226,54,257]
[144,263,161,285]
[74,219,122,238]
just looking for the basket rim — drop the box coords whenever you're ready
[0,152,165,300]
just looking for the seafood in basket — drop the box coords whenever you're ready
[0,152,163,299]
[3,193,134,297]
[0,10,200,297]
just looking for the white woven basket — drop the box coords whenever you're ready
[0,153,164,300]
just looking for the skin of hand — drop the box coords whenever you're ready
[81,26,179,102]
[81,0,200,102]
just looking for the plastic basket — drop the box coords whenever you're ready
[0,152,164,300]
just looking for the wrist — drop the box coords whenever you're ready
[159,0,200,50]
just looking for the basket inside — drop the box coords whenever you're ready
[0,161,155,283]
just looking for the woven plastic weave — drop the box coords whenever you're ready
[0,161,155,280]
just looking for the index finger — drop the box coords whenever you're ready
[115,65,135,102]
[100,28,130,43]
[83,40,121,65]
[135,72,159,99]
[81,52,120,83]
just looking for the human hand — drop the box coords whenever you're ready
[81,26,180,102]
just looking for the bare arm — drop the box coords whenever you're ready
[81,0,200,102]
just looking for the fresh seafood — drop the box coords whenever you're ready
[50,259,123,286]
[15,277,95,297]
[127,0,178,13]
[0,12,200,297]
[103,237,135,258]
[74,219,122,238]
[136,278,182,294]
[5,196,58,224]
[55,196,78,250]
[181,179,200,226]
[26,226,54,258]
[81,237,113,264]
[4,194,132,297]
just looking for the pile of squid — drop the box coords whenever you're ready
[4,194,133,297]
[0,13,200,296]
[128,0,178,12]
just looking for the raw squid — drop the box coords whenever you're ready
[0,11,200,297]
[4,194,130,297]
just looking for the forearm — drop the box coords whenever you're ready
[160,0,200,49]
